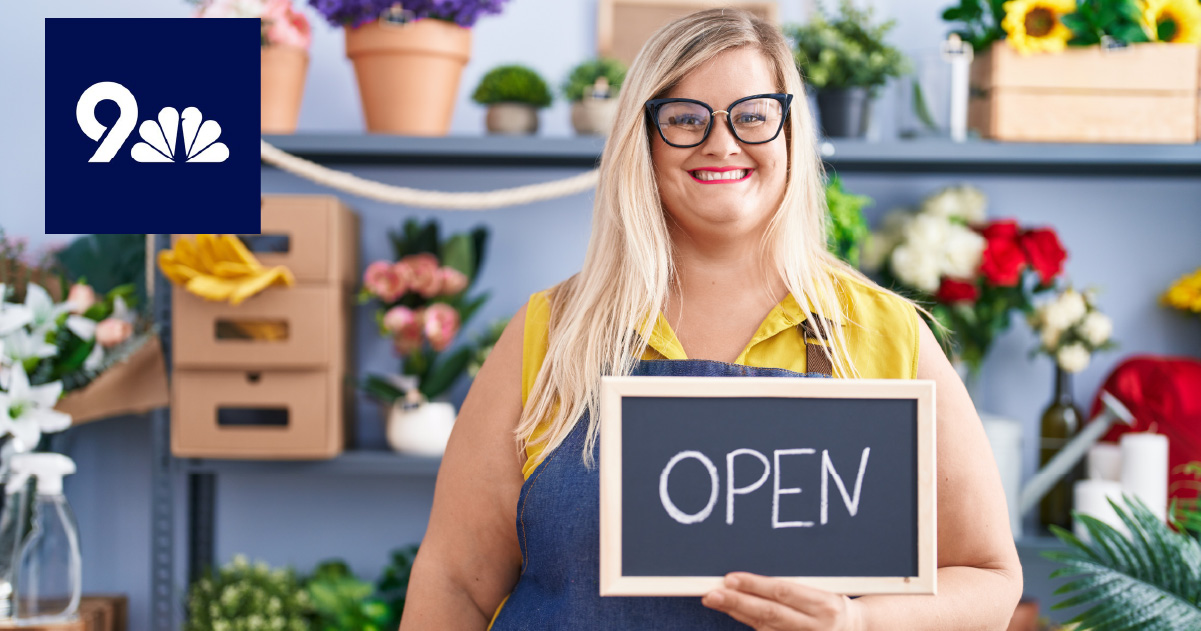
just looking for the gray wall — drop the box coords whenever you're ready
[4,1,1201,629]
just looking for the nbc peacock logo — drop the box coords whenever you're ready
[76,81,229,163]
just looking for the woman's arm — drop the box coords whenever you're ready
[399,305,529,630]
[703,317,1023,630]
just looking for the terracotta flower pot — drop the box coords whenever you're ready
[570,99,618,136]
[260,46,308,134]
[345,19,471,135]
[485,103,539,134]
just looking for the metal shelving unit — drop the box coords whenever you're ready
[152,133,1200,629]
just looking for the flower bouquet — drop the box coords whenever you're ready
[360,220,489,406]
[192,0,313,133]
[863,184,1067,375]
[1028,287,1115,374]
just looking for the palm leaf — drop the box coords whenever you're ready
[1043,496,1201,630]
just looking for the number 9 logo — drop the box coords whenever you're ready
[76,81,229,163]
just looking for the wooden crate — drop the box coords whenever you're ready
[969,42,1201,144]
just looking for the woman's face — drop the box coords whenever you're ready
[650,47,789,243]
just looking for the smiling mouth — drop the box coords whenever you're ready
[689,169,752,183]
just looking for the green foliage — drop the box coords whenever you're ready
[1060,0,1151,47]
[375,545,419,629]
[305,561,393,631]
[562,57,627,102]
[55,233,147,306]
[1044,496,1201,630]
[185,556,311,631]
[1172,462,1201,537]
[824,175,871,267]
[785,0,910,91]
[472,65,553,108]
[941,0,1009,52]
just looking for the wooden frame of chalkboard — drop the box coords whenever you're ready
[599,376,936,596]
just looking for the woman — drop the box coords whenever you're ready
[401,9,1021,630]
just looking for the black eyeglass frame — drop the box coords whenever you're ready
[644,93,794,148]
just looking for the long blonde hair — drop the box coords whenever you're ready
[516,8,868,464]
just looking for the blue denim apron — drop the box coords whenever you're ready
[492,354,832,630]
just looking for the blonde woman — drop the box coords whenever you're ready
[401,9,1021,630]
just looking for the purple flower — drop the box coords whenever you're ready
[308,0,508,27]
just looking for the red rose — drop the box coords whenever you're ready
[936,278,980,304]
[1018,228,1067,286]
[981,219,1020,241]
[980,237,1026,287]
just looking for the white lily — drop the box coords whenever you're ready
[0,284,33,337]
[82,341,104,372]
[0,364,71,452]
[23,284,70,337]
[2,329,56,367]
[65,315,96,341]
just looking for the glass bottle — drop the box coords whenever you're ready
[1039,365,1085,531]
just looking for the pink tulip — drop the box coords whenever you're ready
[382,306,417,333]
[95,318,133,348]
[423,303,460,352]
[403,253,443,298]
[363,260,408,302]
[393,308,425,356]
[439,267,469,296]
[66,283,96,315]
[263,0,312,49]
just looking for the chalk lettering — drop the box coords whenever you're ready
[821,448,870,524]
[726,448,770,525]
[659,450,719,525]
[772,448,816,528]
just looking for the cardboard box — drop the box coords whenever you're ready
[969,42,1201,144]
[251,195,358,286]
[172,368,352,459]
[172,284,349,370]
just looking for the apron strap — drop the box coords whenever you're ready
[799,314,835,377]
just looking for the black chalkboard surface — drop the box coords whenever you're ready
[599,377,936,597]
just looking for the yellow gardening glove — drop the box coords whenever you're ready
[158,235,295,305]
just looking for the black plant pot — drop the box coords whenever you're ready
[816,87,871,138]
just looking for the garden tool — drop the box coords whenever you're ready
[157,234,294,305]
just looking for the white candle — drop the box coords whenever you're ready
[1087,443,1122,482]
[1073,479,1128,541]
[1120,433,1169,522]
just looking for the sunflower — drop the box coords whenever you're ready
[1002,0,1077,55]
[1143,0,1201,44]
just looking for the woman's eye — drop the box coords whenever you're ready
[668,115,705,126]
[736,113,766,125]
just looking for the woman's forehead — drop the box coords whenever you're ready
[664,47,779,101]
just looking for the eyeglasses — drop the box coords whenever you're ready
[645,93,793,148]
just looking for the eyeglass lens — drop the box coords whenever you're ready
[655,97,784,146]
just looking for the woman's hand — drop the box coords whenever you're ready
[702,573,863,631]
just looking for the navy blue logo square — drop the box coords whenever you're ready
[45,18,260,234]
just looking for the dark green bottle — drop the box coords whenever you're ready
[1039,366,1085,531]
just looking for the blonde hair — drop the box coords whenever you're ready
[516,8,872,464]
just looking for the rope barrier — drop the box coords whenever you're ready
[260,139,599,210]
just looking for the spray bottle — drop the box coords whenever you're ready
[10,453,81,625]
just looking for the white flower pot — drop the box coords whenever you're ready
[386,401,456,456]
[485,103,539,134]
[570,99,618,136]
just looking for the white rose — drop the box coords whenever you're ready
[1079,311,1113,346]
[903,213,951,251]
[920,185,987,223]
[1041,326,1062,349]
[941,223,986,278]
[1043,290,1087,333]
[890,244,941,293]
[1057,343,1091,373]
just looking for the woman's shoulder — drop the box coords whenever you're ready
[830,269,921,379]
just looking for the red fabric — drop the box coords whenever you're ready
[1087,355,1201,506]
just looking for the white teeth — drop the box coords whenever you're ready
[693,169,748,181]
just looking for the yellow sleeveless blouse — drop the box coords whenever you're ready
[519,276,920,480]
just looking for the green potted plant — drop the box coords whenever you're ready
[472,64,553,134]
[186,556,311,631]
[785,0,909,138]
[562,57,627,136]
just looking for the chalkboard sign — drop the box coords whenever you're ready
[599,377,936,596]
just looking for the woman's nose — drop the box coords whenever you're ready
[700,112,741,157]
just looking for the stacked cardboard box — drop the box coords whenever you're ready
[171,196,359,459]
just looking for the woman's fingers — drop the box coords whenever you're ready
[723,572,837,614]
[702,586,818,631]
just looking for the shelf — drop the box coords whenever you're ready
[181,450,442,476]
[260,133,1201,176]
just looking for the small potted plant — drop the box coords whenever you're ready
[359,220,489,455]
[309,0,511,135]
[562,57,627,136]
[785,0,909,138]
[192,0,312,133]
[471,64,553,135]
